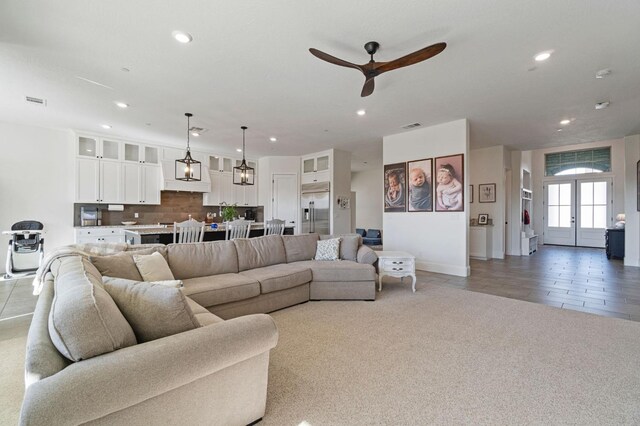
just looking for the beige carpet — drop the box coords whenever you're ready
[2,282,640,425]
[264,281,640,425]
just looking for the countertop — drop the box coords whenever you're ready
[75,223,292,235]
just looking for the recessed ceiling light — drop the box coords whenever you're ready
[114,101,129,108]
[357,109,366,116]
[172,31,193,43]
[269,137,277,142]
[534,51,552,62]
[121,67,130,72]
[556,128,563,132]
[560,119,571,125]
[101,124,112,129]
[191,132,200,137]
[595,101,610,110]
[236,148,242,153]
[595,68,612,79]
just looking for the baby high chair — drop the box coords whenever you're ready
[3,220,44,278]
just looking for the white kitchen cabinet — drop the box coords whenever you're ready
[123,142,159,165]
[209,156,234,172]
[76,157,122,203]
[77,136,121,161]
[75,227,125,244]
[301,152,331,184]
[203,171,221,206]
[204,156,257,206]
[122,163,161,205]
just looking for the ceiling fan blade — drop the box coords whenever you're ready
[375,42,446,74]
[309,48,364,73]
[361,77,375,97]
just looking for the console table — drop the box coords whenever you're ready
[377,251,417,292]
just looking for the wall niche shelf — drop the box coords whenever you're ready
[520,170,537,256]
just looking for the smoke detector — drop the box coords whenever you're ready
[25,96,47,106]
[595,68,612,79]
[595,101,610,110]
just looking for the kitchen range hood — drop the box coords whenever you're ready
[160,159,211,192]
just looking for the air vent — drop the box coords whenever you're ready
[401,122,422,130]
[25,96,47,106]
[189,126,208,133]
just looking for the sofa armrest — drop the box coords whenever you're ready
[357,245,377,265]
[20,314,278,426]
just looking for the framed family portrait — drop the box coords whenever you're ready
[478,214,489,225]
[407,158,433,212]
[479,183,496,203]
[434,154,464,212]
[384,162,407,212]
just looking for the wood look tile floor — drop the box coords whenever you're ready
[403,245,640,322]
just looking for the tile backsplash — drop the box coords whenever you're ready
[74,191,263,226]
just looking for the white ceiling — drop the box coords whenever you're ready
[1,1,639,172]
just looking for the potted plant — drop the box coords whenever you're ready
[221,204,238,222]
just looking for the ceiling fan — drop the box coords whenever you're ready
[309,41,446,97]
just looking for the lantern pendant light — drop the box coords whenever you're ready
[175,112,202,181]
[233,126,255,186]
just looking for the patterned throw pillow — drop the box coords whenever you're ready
[315,238,341,261]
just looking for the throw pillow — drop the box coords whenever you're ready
[103,278,200,342]
[133,251,175,281]
[90,251,144,281]
[321,234,360,261]
[102,276,184,288]
[315,238,341,261]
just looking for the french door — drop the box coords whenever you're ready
[544,178,611,248]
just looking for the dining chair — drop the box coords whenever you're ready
[264,219,286,236]
[173,219,205,243]
[225,219,252,240]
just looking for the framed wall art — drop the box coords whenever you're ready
[434,154,464,212]
[469,185,474,203]
[407,158,433,212]
[384,162,407,212]
[479,183,496,203]
[478,214,489,225]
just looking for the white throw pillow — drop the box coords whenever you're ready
[315,238,341,261]
[132,251,175,281]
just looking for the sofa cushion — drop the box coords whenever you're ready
[186,297,224,327]
[294,260,377,282]
[103,278,200,343]
[239,264,313,294]
[167,241,239,279]
[90,247,168,282]
[315,238,340,261]
[233,235,286,272]
[133,251,175,281]
[48,257,137,362]
[320,234,361,261]
[282,233,319,263]
[357,245,378,265]
[182,273,260,308]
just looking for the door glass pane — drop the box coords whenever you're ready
[145,147,158,164]
[594,206,607,228]
[559,184,571,205]
[316,155,329,171]
[581,206,593,228]
[581,182,593,205]
[548,184,559,205]
[303,158,315,173]
[102,140,119,160]
[559,206,571,227]
[124,143,139,162]
[548,206,559,227]
[78,137,97,157]
[593,182,607,204]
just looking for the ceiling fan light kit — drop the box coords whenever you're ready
[309,40,447,97]
[175,112,202,182]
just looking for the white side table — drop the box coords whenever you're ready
[377,251,417,292]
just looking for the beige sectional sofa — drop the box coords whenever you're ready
[20,233,377,425]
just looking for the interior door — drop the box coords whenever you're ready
[272,174,298,230]
[544,181,576,246]
[576,179,611,248]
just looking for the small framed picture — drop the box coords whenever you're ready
[469,185,474,203]
[384,162,407,212]
[407,158,433,212]
[479,183,496,203]
[478,214,489,225]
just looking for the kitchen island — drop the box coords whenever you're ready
[135,223,294,244]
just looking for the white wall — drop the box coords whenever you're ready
[624,134,640,267]
[351,168,383,231]
[0,122,75,275]
[383,119,469,277]
[331,149,352,235]
[531,138,625,245]
[469,145,506,258]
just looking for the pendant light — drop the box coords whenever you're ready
[175,112,201,181]
[233,126,255,186]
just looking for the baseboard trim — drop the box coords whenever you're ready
[624,258,640,267]
[492,250,505,259]
[416,260,469,277]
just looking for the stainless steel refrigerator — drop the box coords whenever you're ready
[301,182,330,235]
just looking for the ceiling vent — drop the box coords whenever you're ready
[189,126,208,133]
[401,122,422,130]
[25,96,47,106]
